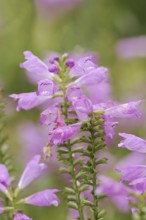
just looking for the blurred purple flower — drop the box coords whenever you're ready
[118,133,146,153]
[18,155,47,190]
[74,67,109,87]
[116,152,146,167]
[96,176,130,212]
[13,212,32,220]
[116,165,146,183]
[105,100,144,119]
[116,36,146,59]
[24,189,60,207]
[18,122,48,162]
[35,0,82,20]
[0,164,11,187]
[130,177,146,194]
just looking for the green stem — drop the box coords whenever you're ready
[59,64,85,220]
[67,141,85,220]
[90,116,99,220]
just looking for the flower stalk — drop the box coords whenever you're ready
[80,112,107,219]
[58,57,85,220]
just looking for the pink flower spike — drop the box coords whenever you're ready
[105,100,144,119]
[20,51,54,82]
[18,155,47,190]
[118,133,146,153]
[10,92,50,111]
[0,164,11,187]
[13,212,32,220]
[24,189,60,207]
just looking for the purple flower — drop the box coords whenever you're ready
[96,176,130,197]
[40,107,64,129]
[48,64,59,73]
[105,100,144,119]
[0,207,4,214]
[24,189,60,207]
[65,59,75,68]
[73,97,93,121]
[116,152,146,167]
[66,86,84,102]
[130,178,146,194]
[49,123,81,145]
[0,183,10,198]
[116,165,146,183]
[74,67,108,87]
[69,56,98,77]
[10,92,50,111]
[20,51,54,82]
[116,36,146,59]
[37,79,58,96]
[118,133,146,153]
[13,212,32,220]
[18,155,47,190]
[96,176,130,212]
[0,164,11,187]
[87,82,111,104]
[104,120,118,145]
[18,122,49,163]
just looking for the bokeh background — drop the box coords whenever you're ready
[0,0,146,219]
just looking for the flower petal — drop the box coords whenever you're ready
[18,155,47,190]
[24,189,60,207]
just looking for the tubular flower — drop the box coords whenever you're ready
[105,100,144,119]
[96,176,131,212]
[24,189,60,207]
[49,123,81,145]
[0,156,60,217]
[18,155,47,190]
[13,212,32,220]
[116,165,146,183]
[20,51,54,82]
[118,133,146,153]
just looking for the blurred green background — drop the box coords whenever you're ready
[0,0,146,219]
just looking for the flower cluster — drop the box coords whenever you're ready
[95,127,146,217]
[10,51,144,219]
[0,155,59,219]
